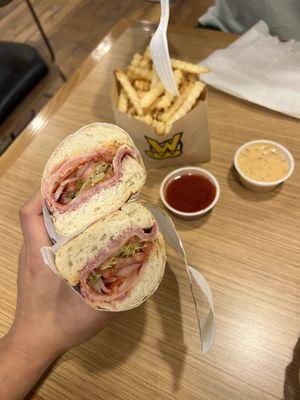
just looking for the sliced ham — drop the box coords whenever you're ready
[79,224,157,308]
[81,223,157,277]
[53,184,65,201]
[94,272,139,303]
[80,161,96,181]
[115,253,145,269]
[92,275,112,294]
[53,176,79,201]
[75,162,91,178]
[108,273,139,301]
[115,263,141,277]
[60,194,71,205]
[60,176,79,187]
[43,145,137,214]
[101,254,145,280]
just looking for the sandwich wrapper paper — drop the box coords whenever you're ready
[41,201,215,353]
[200,20,300,119]
[111,79,211,169]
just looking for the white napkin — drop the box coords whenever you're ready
[200,20,300,119]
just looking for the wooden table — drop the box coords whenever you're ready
[0,19,299,400]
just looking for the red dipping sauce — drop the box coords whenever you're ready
[165,173,216,213]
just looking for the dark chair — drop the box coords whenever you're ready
[0,0,66,154]
[0,41,48,124]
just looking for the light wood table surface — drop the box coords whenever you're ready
[0,19,299,400]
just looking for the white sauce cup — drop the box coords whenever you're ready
[234,139,295,192]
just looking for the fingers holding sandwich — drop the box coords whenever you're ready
[19,191,52,248]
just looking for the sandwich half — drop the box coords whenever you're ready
[41,123,146,237]
[55,201,166,311]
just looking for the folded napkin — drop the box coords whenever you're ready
[200,20,300,119]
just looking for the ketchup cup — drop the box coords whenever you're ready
[160,167,220,220]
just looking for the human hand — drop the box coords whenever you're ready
[8,191,114,361]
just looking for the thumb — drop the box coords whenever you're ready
[19,191,52,248]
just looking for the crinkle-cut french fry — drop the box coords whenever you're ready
[152,120,164,135]
[159,82,193,123]
[130,53,143,67]
[180,73,190,89]
[135,114,153,126]
[134,80,150,91]
[156,69,183,110]
[152,120,172,135]
[145,97,160,112]
[152,109,159,119]
[114,69,143,116]
[128,106,135,116]
[140,81,165,108]
[164,123,172,134]
[171,58,210,74]
[150,69,159,88]
[117,88,128,113]
[140,57,151,69]
[174,69,184,84]
[137,90,147,98]
[127,66,152,81]
[169,81,205,123]
[115,47,209,129]
[156,92,173,110]
[187,73,197,83]
[140,46,152,70]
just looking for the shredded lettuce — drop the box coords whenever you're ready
[100,240,144,271]
[77,162,112,196]
[77,178,84,190]
[66,179,84,200]
[62,163,111,202]
[89,271,101,285]
[89,239,148,290]
[120,241,144,258]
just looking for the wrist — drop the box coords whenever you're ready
[0,331,59,400]
[4,325,62,368]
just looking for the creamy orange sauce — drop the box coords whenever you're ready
[237,143,289,182]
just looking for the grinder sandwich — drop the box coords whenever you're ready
[41,123,146,236]
[55,201,166,311]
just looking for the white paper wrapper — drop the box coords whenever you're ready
[200,20,300,119]
[41,201,215,353]
[146,204,215,353]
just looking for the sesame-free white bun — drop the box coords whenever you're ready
[41,123,146,237]
[55,201,166,311]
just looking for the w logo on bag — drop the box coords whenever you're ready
[144,132,183,160]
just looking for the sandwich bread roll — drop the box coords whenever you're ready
[55,201,166,311]
[41,123,146,237]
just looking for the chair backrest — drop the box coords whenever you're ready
[0,0,13,7]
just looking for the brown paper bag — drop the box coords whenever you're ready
[111,80,210,168]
